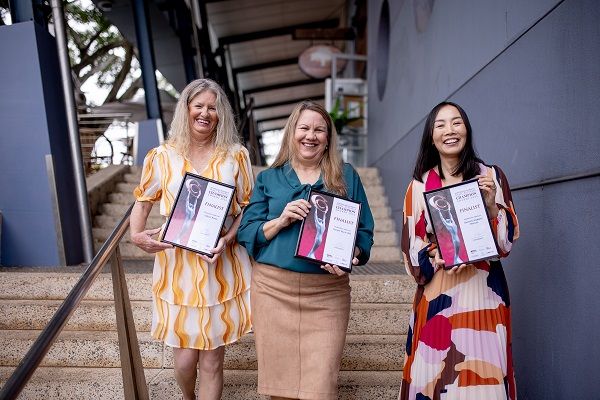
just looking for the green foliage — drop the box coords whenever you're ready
[329,96,363,134]
[64,0,138,105]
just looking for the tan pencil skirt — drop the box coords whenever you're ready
[251,262,351,400]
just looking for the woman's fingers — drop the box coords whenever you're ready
[320,263,347,276]
[447,263,468,275]
[131,229,172,253]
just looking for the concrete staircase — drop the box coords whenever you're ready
[0,270,415,399]
[92,166,402,263]
[0,165,413,399]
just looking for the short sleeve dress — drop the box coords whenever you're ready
[134,143,254,350]
[399,164,519,400]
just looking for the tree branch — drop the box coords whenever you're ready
[118,76,142,101]
[73,40,124,75]
[81,25,109,56]
[77,54,118,86]
[104,43,134,104]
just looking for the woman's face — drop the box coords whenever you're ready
[188,90,219,141]
[293,110,329,165]
[432,105,467,160]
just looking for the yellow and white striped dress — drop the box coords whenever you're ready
[134,143,253,350]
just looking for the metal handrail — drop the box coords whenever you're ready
[0,203,148,400]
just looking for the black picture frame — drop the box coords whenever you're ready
[423,179,499,268]
[294,188,362,272]
[161,172,235,256]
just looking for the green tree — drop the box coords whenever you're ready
[64,0,141,106]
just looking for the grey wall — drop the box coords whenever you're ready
[367,0,600,398]
[0,21,84,266]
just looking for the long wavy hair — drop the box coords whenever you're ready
[271,101,346,196]
[167,78,239,157]
[413,101,483,182]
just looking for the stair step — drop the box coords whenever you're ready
[114,182,386,200]
[0,272,416,304]
[95,241,401,262]
[0,330,405,371]
[93,227,399,247]
[0,367,402,400]
[94,214,396,233]
[128,165,383,182]
[0,300,411,335]
[107,191,389,208]
[99,201,391,219]
[123,171,384,187]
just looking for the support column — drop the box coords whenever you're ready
[131,0,164,163]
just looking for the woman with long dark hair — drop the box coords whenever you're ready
[399,102,519,399]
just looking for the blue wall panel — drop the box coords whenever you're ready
[0,21,83,265]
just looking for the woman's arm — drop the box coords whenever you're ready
[401,180,438,285]
[351,168,374,265]
[130,201,172,253]
[488,166,519,258]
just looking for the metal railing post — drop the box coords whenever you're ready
[111,247,149,400]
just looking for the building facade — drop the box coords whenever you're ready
[367,0,600,398]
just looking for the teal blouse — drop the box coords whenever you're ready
[237,162,374,274]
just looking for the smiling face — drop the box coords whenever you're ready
[432,104,467,160]
[188,90,218,141]
[293,109,329,165]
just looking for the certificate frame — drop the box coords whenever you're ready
[423,179,499,268]
[161,172,235,256]
[294,189,362,272]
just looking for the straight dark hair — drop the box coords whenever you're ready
[413,101,483,182]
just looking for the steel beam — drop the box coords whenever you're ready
[219,18,339,46]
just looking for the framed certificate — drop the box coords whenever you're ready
[161,172,235,256]
[423,179,499,268]
[295,189,362,272]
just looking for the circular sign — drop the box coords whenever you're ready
[298,45,347,79]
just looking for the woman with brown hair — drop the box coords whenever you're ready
[237,100,374,400]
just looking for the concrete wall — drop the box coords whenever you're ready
[367,0,600,398]
[0,21,84,266]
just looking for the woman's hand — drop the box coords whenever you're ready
[320,247,360,276]
[477,175,499,219]
[198,237,229,263]
[431,249,446,271]
[430,248,469,275]
[446,263,469,275]
[277,199,311,229]
[130,227,173,253]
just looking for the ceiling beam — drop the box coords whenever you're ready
[256,115,290,124]
[233,57,298,75]
[219,18,339,46]
[253,95,325,110]
[292,27,355,40]
[243,79,324,95]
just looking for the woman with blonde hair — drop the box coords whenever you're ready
[130,78,254,400]
[237,100,374,400]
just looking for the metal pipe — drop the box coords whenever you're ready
[330,53,367,110]
[50,0,94,263]
[510,169,600,192]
